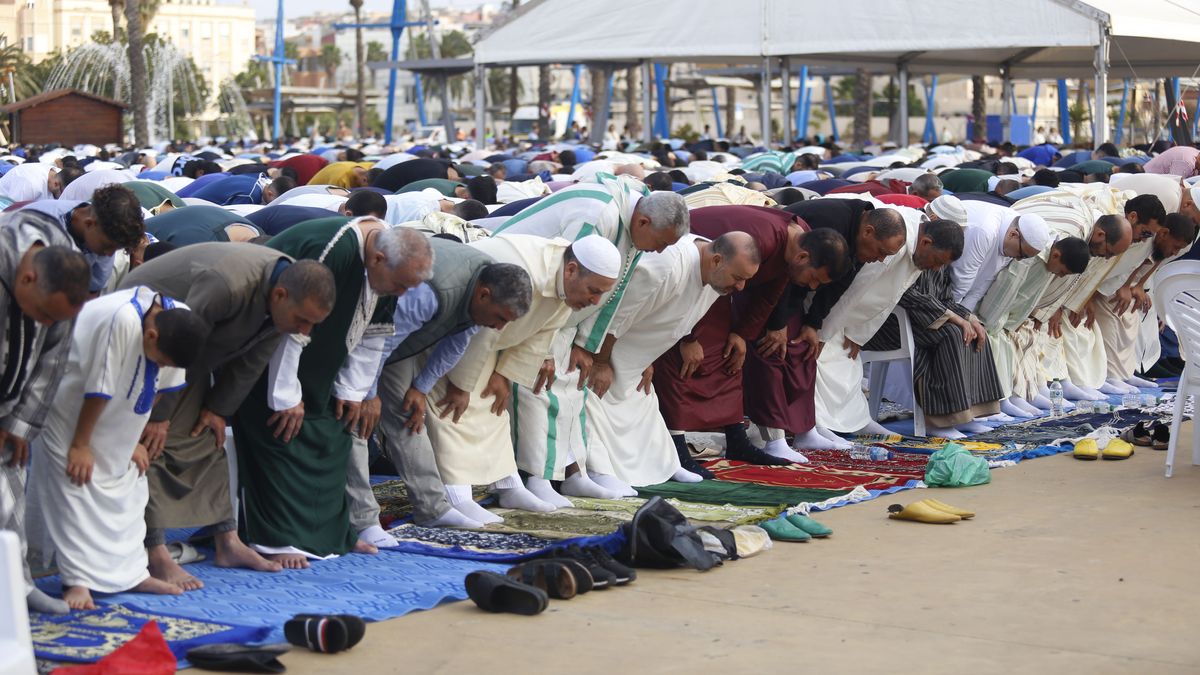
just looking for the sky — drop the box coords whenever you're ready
[229,0,491,21]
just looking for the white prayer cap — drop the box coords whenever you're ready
[928,195,968,225]
[1016,213,1052,252]
[987,175,1002,192]
[570,234,621,279]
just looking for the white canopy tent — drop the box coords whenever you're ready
[471,0,1200,146]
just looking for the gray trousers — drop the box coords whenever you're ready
[1,454,32,593]
[344,358,452,527]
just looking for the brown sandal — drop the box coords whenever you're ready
[506,560,578,600]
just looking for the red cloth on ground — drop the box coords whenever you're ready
[703,453,927,491]
[269,154,328,185]
[876,193,928,208]
[654,206,805,430]
[52,621,176,675]
[742,312,817,432]
[827,179,910,198]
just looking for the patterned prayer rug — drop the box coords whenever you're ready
[701,455,927,492]
[381,522,621,561]
[30,604,272,664]
[373,479,490,527]
[637,479,852,507]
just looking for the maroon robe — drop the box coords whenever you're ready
[654,206,806,430]
[741,311,817,433]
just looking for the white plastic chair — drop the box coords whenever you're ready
[1151,261,1200,478]
[860,306,926,437]
[0,531,37,675]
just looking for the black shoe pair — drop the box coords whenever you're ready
[548,544,636,589]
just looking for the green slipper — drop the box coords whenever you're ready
[785,514,833,538]
[760,517,811,542]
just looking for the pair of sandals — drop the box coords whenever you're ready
[186,614,366,672]
[465,559,596,616]
[1121,421,1170,450]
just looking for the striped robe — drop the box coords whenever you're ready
[863,268,1003,427]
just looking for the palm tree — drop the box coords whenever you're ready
[851,68,871,147]
[366,41,386,88]
[537,64,550,139]
[971,76,985,141]
[349,0,365,138]
[108,0,122,36]
[125,0,149,144]
[319,44,342,88]
[625,67,639,139]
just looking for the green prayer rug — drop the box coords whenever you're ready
[636,480,852,508]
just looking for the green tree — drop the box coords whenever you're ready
[410,30,473,104]
[319,43,343,85]
[1069,102,1090,145]
[234,57,271,89]
[125,0,149,145]
[366,40,386,87]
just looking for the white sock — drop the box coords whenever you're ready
[926,425,966,439]
[955,421,992,434]
[561,472,622,499]
[671,467,703,483]
[792,429,843,450]
[358,524,398,548]
[977,412,1015,423]
[763,438,810,463]
[1062,380,1103,401]
[1010,396,1042,415]
[445,485,503,524]
[427,508,483,529]
[496,484,557,512]
[1099,378,1133,395]
[524,476,573,508]
[852,420,890,435]
[591,472,638,497]
[1000,399,1033,418]
[1030,394,1053,410]
[1125,375,1156,388]
[27,588,68,615]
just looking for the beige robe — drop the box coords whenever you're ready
[425,234,573,486]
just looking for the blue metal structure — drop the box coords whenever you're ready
[1116,79,1129,144]
[254,0,296,140]
[653,63,670,138]
[921,75,939,144]
[1057,79,1072,145]
[1030,80,1040,126]
[710,86,723,139]
[823,76,838,142]
[332,0,429,144]
[794,65,808,139]
[564,64,583,134]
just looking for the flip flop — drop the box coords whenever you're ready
[1073,438,1099,461]
[920,498,974,519]
[784,514,832,537]
[506,560,578,600]
[1101,438,1135,460]
[186,643,291,673]
[887,502,960,524]
[1151,422,1170,451]
[760,516,811,541]
[465,570,548,615]
[1120,422,1153,447]
[291,613,366,649]
[166,541,206,565]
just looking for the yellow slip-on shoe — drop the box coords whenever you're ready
[1073,438,1099,461]
[1101,438,1135,461]
[887,502,961,524]
[920,498,975,519]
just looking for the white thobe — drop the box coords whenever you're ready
[583,236,721,485]
[27,287,186,593]
[953,200,1020,313]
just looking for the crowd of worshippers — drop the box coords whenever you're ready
[1,132,1198,621]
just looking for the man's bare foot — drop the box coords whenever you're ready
[63,585,95,610]
[147,545,204,591]
[265,553,310,569]
[215,534,283,572]
[353,539,378,555]
[131,577,184,596]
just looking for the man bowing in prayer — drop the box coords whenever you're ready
[121,244,337,588]
[234,217,432,568]
[424,235,620,522]
[653,205,851,475]
[0,210,91,616]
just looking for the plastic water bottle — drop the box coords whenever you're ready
[1049,379,1065,418]
[1121,391,1141,410]
[847,446,893,461]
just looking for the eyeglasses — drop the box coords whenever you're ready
[1013,227,1029,260]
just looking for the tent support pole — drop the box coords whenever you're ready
[474,63,486,148]
[1094,28,1109,146]
[781,56,792,145]
[654,63,670,137]
[1116,78,1129,144]
[711,86,723,139]
[922,75,938,144]
[760,56,771,146]
[1030,80,1040,128]
[565,64,583,134]
[641,61,653,143]
[1057,79,1071,145]
[897,62,909,146]
[824,75,838,143]
[795,65,808,140]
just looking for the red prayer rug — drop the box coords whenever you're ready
[702,450,928,492]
